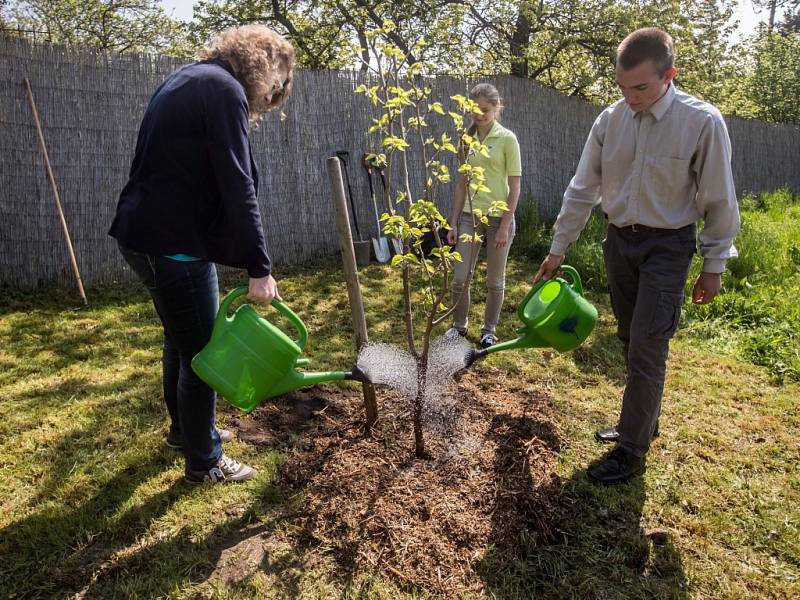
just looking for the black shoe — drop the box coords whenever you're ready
[587,446,646,484]
[184,454,257,484]
[594,422,659,444]
[594,426,620,443]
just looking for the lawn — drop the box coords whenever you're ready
[1,242,798,598]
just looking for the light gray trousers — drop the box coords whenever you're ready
[450,212,516,335]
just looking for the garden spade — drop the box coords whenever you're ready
[336,150,371,266]
[368,156,404,256]
[361,154,391,263]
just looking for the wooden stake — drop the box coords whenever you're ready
[327,157,378,429]
[23,77,87,305]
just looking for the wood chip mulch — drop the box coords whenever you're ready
[233,364,565,596]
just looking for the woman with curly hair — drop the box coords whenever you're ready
[109,25,294,484]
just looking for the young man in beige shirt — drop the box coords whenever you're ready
[534,28,740,484]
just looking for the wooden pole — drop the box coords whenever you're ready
[23,77,87,305]
[327,157,378,429]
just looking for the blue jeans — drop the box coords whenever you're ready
[120,247,222,470]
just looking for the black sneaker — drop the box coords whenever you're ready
[185,454,257,484]
[594,423,659,444]
[479,333,497,348]
[166,428,234,450]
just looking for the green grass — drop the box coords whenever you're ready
[516,188,800,382]
[1,199,799,597]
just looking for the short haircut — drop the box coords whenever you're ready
[616,28,674,74]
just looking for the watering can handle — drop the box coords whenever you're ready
[216,287,309,350]
[516,265,584,322]
[559,265,584,296]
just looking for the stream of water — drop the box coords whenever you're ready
[356,335,474,449]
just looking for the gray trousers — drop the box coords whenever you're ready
[604,223,696,457]
[451,212,516,335]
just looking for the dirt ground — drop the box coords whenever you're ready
[229,363,564,596]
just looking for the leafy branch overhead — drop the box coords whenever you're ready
[2,0,797,124]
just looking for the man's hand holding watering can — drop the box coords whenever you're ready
[248,274,282,304]
[533,253,565,283]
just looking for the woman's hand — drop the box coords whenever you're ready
[447,224,458,246]
[494,221,511,248]
[248,274,282,304]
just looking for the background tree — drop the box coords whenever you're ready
[777,2,800,31]
[189,0,741,105]
[190,0,469,70]
[2,0,191,55]
[723,24,800,125]
[751,0,799,32]
[190,0,355,68]
[671,0,739,107]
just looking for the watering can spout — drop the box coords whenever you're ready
[463,331,545,369]
[346,364,371,383]
[270,364,370,397]
[464,347,489,368]
[269,368,355,398]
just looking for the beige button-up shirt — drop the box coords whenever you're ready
[550,84,740,273]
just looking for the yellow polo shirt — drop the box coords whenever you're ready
[463,121,522,216]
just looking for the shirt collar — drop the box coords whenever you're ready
[628,82,676,121]
[205,57,236,78]
[648,83,675,121]
[481,121,503,140]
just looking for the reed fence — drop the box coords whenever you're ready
[2,34,798,289]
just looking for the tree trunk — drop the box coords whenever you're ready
[769,0,777,33]
[414,357,428,458]
[510,7,531,78]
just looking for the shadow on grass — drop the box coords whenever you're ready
[0,282,153,317]
[478,426,688,599]
[0,447,186,598]
[571,327,628,387]
[1,311,161,375]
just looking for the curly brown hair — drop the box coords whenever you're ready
[198,24,295,124]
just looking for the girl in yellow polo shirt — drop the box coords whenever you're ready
[446,83,522,348]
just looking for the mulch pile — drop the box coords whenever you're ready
[232,363,565,596]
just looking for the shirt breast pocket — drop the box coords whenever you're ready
[646,156,692,199]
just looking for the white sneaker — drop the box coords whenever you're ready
[445,327,467,339]
[184,454,257,484]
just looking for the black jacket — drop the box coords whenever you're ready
[109,58,271,277]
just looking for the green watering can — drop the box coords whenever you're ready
[465,265,598,367]
[191,287,365,412]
